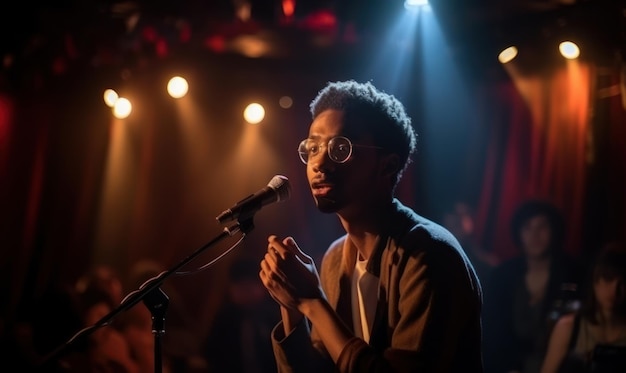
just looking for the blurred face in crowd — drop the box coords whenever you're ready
[520,214,552,260]
[443,203,474,241]
[594,275,624,313]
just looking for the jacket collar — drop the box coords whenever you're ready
[342,199,418,278]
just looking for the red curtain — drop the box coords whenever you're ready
[474,62,594,261]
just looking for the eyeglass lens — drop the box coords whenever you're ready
[298,137,353,164]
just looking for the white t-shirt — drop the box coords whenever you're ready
[351,256,380,343]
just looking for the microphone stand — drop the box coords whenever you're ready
[39,218,255,372]
[144,287,169,373]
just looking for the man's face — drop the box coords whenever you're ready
[304,109,382,215]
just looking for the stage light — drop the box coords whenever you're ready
[103,89,119,107]
[405,0,429,10]
[113,97,132,119]
[243,103,265,124]
[498,46,518,64]
[559,41,580,59]
[167,76,189,98]
[282,0,295,18]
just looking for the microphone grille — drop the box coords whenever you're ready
[268,175,291,202]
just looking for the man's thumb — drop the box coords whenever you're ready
[284,236,311,263]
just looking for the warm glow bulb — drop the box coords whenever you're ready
[103,89,119,107]
[498,46,518,64]
[559,41,580,59]
[167,76,189,98]
[243,103,265,124]
[279,96,293,109]
[113,97,132,119]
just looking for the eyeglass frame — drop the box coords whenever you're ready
[297,136,383,164]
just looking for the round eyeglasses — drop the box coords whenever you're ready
[297,136,383,164]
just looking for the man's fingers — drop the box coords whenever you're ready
[283,236,313,264]
[262,253,293,287]
[259,267,290,308]
[268,235,289,259]
[269,235,309,264]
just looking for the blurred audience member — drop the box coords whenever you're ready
[541,241,626,373]
[483,199,583,373]
[203,256,279,373]
[75,264,124,308]
[443,201,498,284]
[80,295,144,373]
[75,264,155,373]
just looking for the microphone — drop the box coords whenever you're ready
[216,175,291,224]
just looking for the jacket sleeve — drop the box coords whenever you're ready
[269,239,345,373]
[270,317,336,373]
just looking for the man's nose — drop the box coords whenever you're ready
[311,147,335,173]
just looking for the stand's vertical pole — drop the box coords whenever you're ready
[143,287,169,373]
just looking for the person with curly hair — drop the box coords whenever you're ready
[258,80,483,372]
[483,200,583,373]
